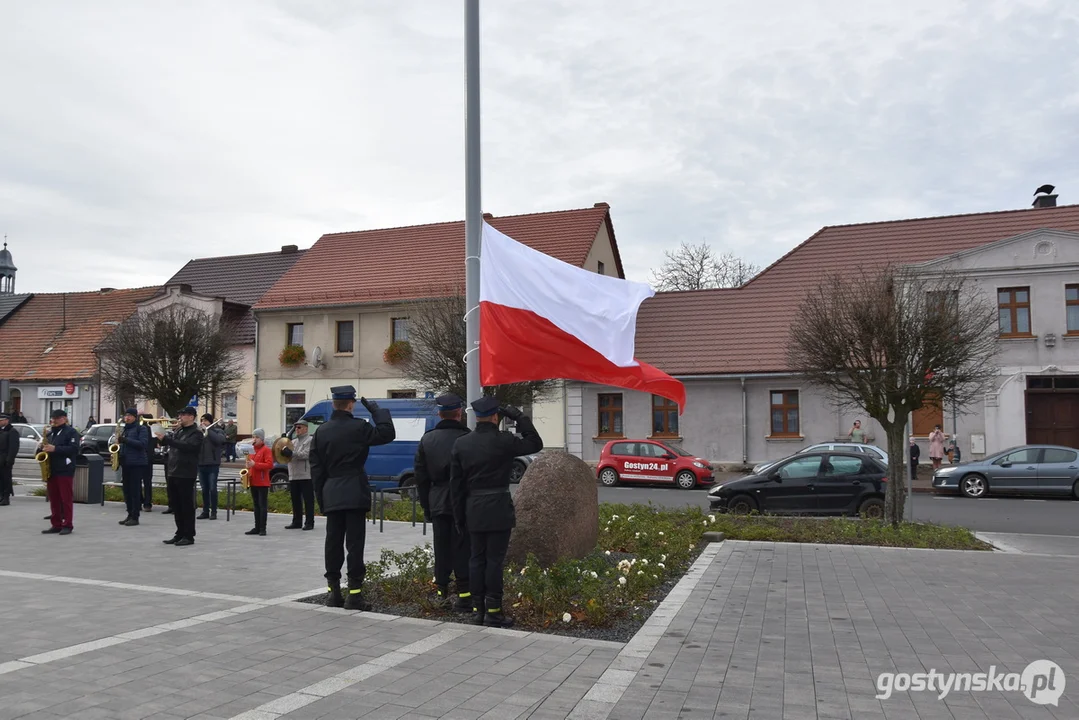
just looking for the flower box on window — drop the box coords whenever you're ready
[383,340,413,366]
[279,344,305,368]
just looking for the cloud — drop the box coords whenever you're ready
[1,0,1077,292]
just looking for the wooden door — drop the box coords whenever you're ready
[1026,393,1079,448]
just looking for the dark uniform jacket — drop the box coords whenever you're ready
[0,424,18,467]
[119,422,150,467]
[311,408,396,513]
[162,424,203,479]
[450,416,542,533]
[45,424,81,478]
[414,419,470,518]
[198,426,225,466]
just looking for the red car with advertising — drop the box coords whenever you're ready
[597,439,715,489]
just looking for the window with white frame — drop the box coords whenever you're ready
[283,391,306,432]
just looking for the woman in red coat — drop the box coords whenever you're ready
[245,429,274,536]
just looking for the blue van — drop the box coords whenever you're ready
[266,397,537,491]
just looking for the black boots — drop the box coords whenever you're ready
[119,515,130,525]
[0,495,10,506]
[285,522,302,530]
[454,593,473,612]
[344,589,371,611]
[483,609,514,628]
[471,600,486,626]
[435,585,451,608]
[197,511,210,520]
[326,585,344,608]
[210,510,217,520]
[124,518,139,526]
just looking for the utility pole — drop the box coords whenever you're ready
[463,0,482,428]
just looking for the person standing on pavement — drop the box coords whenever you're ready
[244,429,273,536]
[160,407,202,546]
[224,420,238,462]
[415,393,472,611]
[117,408,150,526]
[450,397,543,628]
[908,436,921,482]
[310,386,395,610]
[142,415,159,512]
[41,409,80,535]
[928,425,947,471]
[950,437,962,464]
[197,414,225,520]
[847,420,867,444]
[0,413,16,506]
[283,421,315,531]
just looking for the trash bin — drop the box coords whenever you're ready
[73,453,104,504]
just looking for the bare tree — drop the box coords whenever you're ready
[787,265,999,525]
[650,242,760,291]
[96,305,245,417]
[402,294,559,408]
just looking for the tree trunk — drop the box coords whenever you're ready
[884,422,908,526]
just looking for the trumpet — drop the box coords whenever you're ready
[34,443,50,483]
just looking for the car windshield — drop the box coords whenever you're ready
[663,443,694,457]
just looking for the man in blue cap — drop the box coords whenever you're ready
[414,392,471,611]
[450,396,543,627]
[117,408,150,526]
[310,385,396,610]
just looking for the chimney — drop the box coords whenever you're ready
[99,287,116,293]
[1033,194,1058,209]
[281,244,298,254]
[482,212,493,219]
[593,201,610,209]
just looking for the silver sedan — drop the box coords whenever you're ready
[932,445,1079,498]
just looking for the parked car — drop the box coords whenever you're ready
[596,439,714,490]
[12,423,46,457]
[709,451,887,518]
[752,443,889,476]
[931,445,1079,498]
[237,399,539,490]
[80,423,116,457]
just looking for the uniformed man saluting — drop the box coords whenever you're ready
[310,385,395,610]
[450,396,543,628]
[414,393,471,611]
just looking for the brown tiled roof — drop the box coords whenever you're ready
[165,247,306,343]
[255,205,616,310]
[0,293,31,326]
[636,203,1079,375]
[0,287,160,381]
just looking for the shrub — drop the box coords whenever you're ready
[279,344,305,367]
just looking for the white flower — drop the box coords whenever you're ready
[703,520,708,526]
[611,515,619,521]
[628,515,635,521]
[518,592,523,598]
[604,550,611,556]
[661,554,667,562]
[640,558,648,566]
[658,562,665,569]
[618,576,627,586]
[635,532,640,538]
[562,612,572,623]
[638,570,645,576]
[689,544,694,551]
[520,567,527,575]
[589,571,598,579]
[653,574,658,579]
[658,531,664,536]
[708,514,716,523]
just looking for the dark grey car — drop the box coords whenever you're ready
[932,445,1079,498]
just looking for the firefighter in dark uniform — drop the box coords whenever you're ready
[414,393,471,611]
[310,385,396,610]
[450,396,543,628]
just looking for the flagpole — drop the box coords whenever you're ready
[464,0,482,429]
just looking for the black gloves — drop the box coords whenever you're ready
[282,448,293,458]
[499,405,523,421]
[455,522,467,537]
[360,397,380,414]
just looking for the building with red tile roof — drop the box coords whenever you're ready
[0,287,159,425]
[570,194,1079,468]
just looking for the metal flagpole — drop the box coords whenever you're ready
[463,0,482,429]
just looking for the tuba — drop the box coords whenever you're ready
[34,443,50,483]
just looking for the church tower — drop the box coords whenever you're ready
[0,240,15,294]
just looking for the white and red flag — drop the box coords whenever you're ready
[478,222,686,409]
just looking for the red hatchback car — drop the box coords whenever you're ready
[597,440,715,489]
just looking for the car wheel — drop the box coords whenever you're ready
[675,471,696,490]
[1072,480,1079,500]
[510,460,526,484]
[857,497,884,520]
[960,474,988,498]
[270,470,289,487]
[598,468,619,487]
[727,494,756,515]
[398,474,417,500]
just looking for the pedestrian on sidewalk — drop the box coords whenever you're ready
[415,393,472,611]
[224,420,238,462]
[310,386,395,610]
[160,407,202,546]
[950,437,962,464]
[283,421,315,530]
[244,428,273,536]
[197,414,225,520]
[928,425,947,471]
[908,436,920,481]
[117,408,150,526]
[450,397,543,629]
[847,420,867,444]
[41,409,80,535]
[0,413,17,506]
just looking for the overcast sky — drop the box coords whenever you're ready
[2,0,1077,293]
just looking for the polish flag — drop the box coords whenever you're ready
[479,222,686,408]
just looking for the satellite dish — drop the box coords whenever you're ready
[313,346,323,367]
